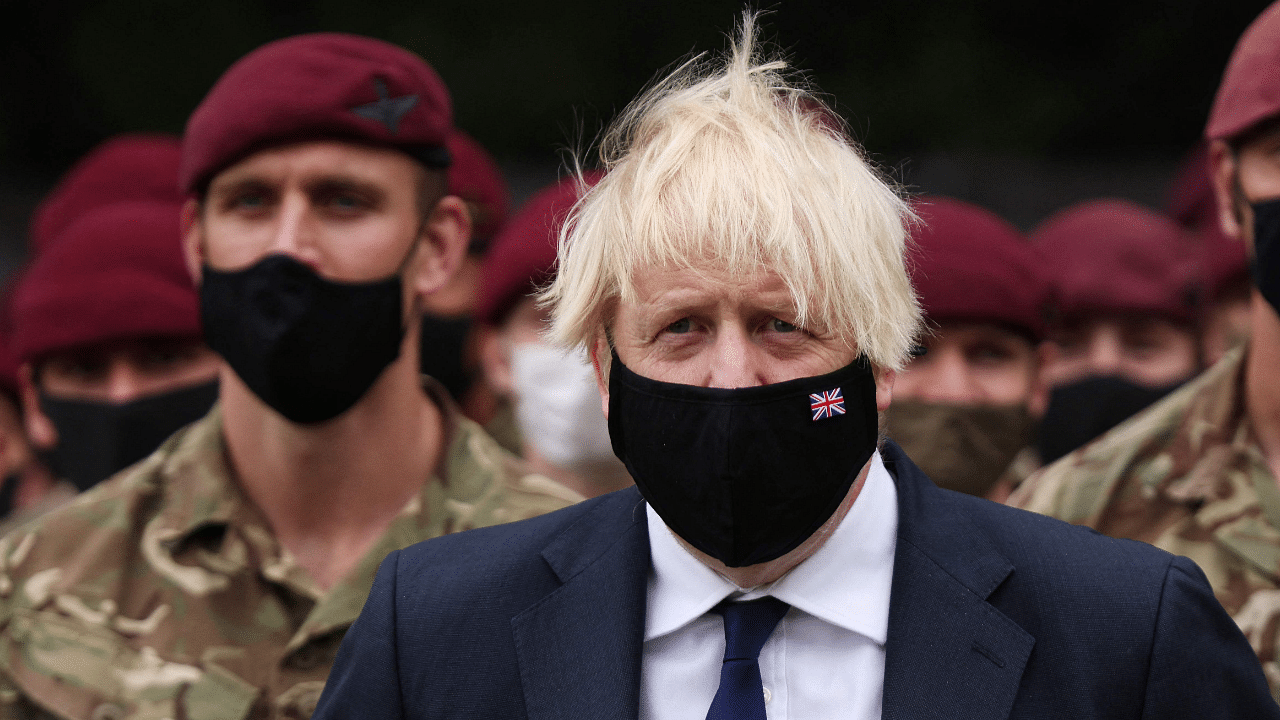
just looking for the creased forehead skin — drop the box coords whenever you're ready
[541,14,921,373]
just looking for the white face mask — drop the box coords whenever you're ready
[510,342,618,471]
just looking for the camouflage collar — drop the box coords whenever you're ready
[1151,344,1253,505]
[151,376,463,556]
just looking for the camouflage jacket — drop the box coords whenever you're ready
[1011,344,1280,700]
[0,391,581,720]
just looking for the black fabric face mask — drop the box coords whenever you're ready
[608,354,879,568]
[1250,197,1280,314]
[200,254,406,424]
[1037,375,1183,464]
[40,380,218,492]
[419,314,473,400]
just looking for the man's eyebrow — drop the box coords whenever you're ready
[207,176,272,199]
[303,175,387,199]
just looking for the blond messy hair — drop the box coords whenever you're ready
[542,13,921,371]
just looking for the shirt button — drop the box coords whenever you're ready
[763,687,772,704]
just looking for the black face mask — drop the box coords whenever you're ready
[1251,197,1280,314]
[1037,375,1183,464]
[608,354,879,568]
[40,380,218,492]
[419,314,473,400]
[200,255,405,424]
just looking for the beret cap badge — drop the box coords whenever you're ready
[352,78,419,135]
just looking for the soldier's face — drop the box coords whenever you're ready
[894,322,1046,416]
[35,338,220,404]
[196,141,427,280]
[21,336,222,451]
[185,140,469,313]
[1042,314,1198,389]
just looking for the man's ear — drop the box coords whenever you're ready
[18,364,56,450]
[1209,139,1247,244]
[180,199,205,286]
[591,336,611,419]
[873,367,895,412]
[1027,341,1054,419]
[409,195,471,304]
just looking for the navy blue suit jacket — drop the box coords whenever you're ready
[314,443,1279,719]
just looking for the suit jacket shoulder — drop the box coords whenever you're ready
[882,440,1278,719]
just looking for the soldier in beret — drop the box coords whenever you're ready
[889,197,1049,502]
[0,34,577,719]
[1012,1,1280,699]
[1029,198,1204,464]
[4,135,221,525]
[10,200,220,508]
[473,173,632,498]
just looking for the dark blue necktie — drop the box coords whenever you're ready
[705,597,791,720]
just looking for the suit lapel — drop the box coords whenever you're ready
[512,488,650,720]
[880,442,1035,720]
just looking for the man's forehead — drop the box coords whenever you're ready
[931,320,1035,345]
[629,264,796,310]
[208,140,417,190]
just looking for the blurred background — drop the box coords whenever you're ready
[0,0,1269,277]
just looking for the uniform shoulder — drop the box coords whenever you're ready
[0,412,215,596]
[1010,355,1239,519]
[436,414,583,531]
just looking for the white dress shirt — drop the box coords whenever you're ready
[640,450,898,720]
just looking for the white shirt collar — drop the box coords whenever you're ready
[644,450,898,645]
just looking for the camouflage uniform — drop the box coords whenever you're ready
[0,386,581,720]
[1010,344,1280,700]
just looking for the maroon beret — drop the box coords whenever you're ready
[447,131,510,245]
[31,134,183,253]
[476,172,603,326]
[909,197,1049,339]
[1166,142,1216,230]
[1031,199,1202,324]
[181,33,453,194]
[0,285,22,396]
[12,201,199,363]
[1207,2,1280,141]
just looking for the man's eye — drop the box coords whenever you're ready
[969,344,1014,363]
[665,318,692,334]
[770,318,799,333]
[330,194,361,210]
[231,193,267,210]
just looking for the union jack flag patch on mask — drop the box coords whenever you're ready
[810,388,845,421]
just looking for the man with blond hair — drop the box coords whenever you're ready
[316,16,1276,719]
